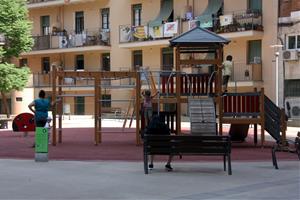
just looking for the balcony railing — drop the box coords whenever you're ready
[27,0,57,4]
[231,62,262,82]
[31,72,115,88]
[215,9,263,34]
[119,20,179,43]
[32,28,110,51]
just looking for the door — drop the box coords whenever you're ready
[74,96,85,115]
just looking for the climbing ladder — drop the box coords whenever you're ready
[188,97,217,135]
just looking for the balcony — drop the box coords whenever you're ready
[216,10,264,39]
[231,62,262,82]
[27,0,95,9]
[27,0,57,3]
[30,72,116,88]
[119,20,179,48]
[27,28,110,55]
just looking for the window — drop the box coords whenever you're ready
[42,57,50,73]
[75,11,84,34]
[76,55,84,70]
[248,0,262,11]
[74,96,85,115]
[247,40,261,64]
[40,15,50,35]
[162,47,173,71]
[102,94,111,108]
[102,53,110,71]
[287,35,300,50]
[132,4,142,26]
[132,50,143,70]
[285,79,300,97]
[19,58,28,67]
[101,8,110,30]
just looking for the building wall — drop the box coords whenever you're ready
[6,0,281,116]
[261,0,279,101]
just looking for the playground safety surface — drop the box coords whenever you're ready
[0,128,298,162]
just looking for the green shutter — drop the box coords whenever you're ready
[249,0,262,11]
[248,40,261,64]
[133,4,142,10]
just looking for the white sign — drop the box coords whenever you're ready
[220,15,233,26]
[163,21,178,37]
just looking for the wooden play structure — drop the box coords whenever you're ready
[51,67,142,145]
[50,27,291,150]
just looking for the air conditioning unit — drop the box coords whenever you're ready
[283,50,298,61]
[285,97,300,119]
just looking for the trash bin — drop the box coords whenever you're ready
[35,127,48,153]
[35,127,49,162]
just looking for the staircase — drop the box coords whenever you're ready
[264,95,283,142]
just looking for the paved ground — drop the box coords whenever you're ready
[0,159,299,200]
[1,116,299,199]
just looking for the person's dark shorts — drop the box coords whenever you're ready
[222,75,230,86]
[35,120,47,127]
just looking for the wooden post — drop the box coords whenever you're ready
[175,47,181,135]
[98,76,102,143]
[260,88,265,147]
[94,76,100,145]
[51,65,57,146]
[280,108,287,144]
[136,71,141,145]
[58,72,63,143]
[217,47,223,135]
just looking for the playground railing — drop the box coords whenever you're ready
[222,92,261,117]
[160,73,216,96]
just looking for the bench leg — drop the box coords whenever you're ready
[223,155,226,171]
[228,154,232,175]
[272,146,279,169]
[144,153,149,174]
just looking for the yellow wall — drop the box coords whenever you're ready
[9,0,280,115]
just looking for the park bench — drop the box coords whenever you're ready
[143,135,232,175]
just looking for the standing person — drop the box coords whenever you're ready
[142,89,159,126]
[28,90,58,147]
[28,90,50,128]
[221,55,233,93]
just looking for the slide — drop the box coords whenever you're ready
[229,124,249,142]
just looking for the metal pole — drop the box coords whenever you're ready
[275,51,279,106]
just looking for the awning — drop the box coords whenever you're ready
[196,0,223,28]
[148,0,173,27]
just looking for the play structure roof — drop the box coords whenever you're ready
[169,27,230,47]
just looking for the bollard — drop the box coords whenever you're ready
[35,127,48,162]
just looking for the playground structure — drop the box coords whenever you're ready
[51,68,141,145]
[49,27,296,157]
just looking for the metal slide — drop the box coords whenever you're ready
[188,97,217,135]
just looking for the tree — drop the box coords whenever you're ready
[0,0,33,117]
[0,63,30,117]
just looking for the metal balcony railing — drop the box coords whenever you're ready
[31,73,52,87]
[32,28,110,51]
[31,72,115,88]
[215,9,263,34]
[231,62,262,82]
[27,0,58,4]
[119,20,179,44]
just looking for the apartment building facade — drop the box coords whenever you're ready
[278,0,300,121]
[3,0,279,116]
